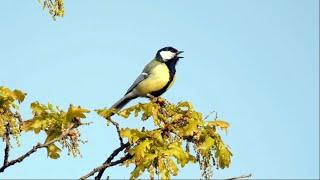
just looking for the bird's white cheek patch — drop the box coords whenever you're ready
[160,51,175,60]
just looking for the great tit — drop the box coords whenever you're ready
[111,46,184,110]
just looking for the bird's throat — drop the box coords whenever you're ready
[164,58,179,79]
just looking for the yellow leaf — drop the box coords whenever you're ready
[177,101,193,110]
[165,142,196,167]
[207,120,229,133]
[20,119,44,134]
[118,110,131,118]
[197,136,215,156]
[30,101,44,115]
[13,90,26,103]
[65,105,90,128]
[167,158,179,176]
[0,86,26,110]
[216,142,232,168]
[149,130,164,145]
[66,105,90,122]
[148,165,155,180]
[158,158,170,179]
[172,114,183,121]
[96,108,117,119]
[45,130,61,143]
[142,153,157,167]
[130,166,143,179]
[47,144,61,159]
[182,119,199,137]
[132,140,150,160]
[120,128,147,144]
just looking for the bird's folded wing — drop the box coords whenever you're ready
[125,72,149,95]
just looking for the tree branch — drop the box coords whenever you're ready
[80,152,132,180]
[3,123,10,167]
[225,173,252,180]
[107,118,124,146]
[78,111,130,180]
[0,123,77,173]
[79,142,130,179]
[94,142,130,179]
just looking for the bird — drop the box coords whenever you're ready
[111,46,184,111]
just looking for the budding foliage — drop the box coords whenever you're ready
[97,98,232,179]
[0,86,26,144]
[38,0,64,20]
[0,86,89,159]
[1,86,232,179]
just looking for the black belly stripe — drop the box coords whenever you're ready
[150,58,178,97]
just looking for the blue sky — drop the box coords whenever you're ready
[0,0,319,179]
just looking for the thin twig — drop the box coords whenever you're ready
[3,123,10,166]
[107,118,124,146]
[225,173,252,180]
[204,110,217,120]
[94,142,130,179]
[80,153,132,180]
[80,110,128,179]
[0,123,76,173]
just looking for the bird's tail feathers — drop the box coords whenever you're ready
[111,93,137,111]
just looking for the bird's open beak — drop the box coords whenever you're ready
[177,51,184,58]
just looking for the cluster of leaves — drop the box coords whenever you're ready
[1,86,89,160]
[2,86,232,179]
[38,0,64,20]
[21,102,90,159]
[0,86,26,144]
[97,98,232,179]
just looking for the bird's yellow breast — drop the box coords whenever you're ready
[136,63,170,95]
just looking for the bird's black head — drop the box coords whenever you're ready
[155,46,184,62]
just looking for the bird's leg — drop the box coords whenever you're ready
[146,93,156,99]
[146,94,166,106]
[147,93,159,103]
